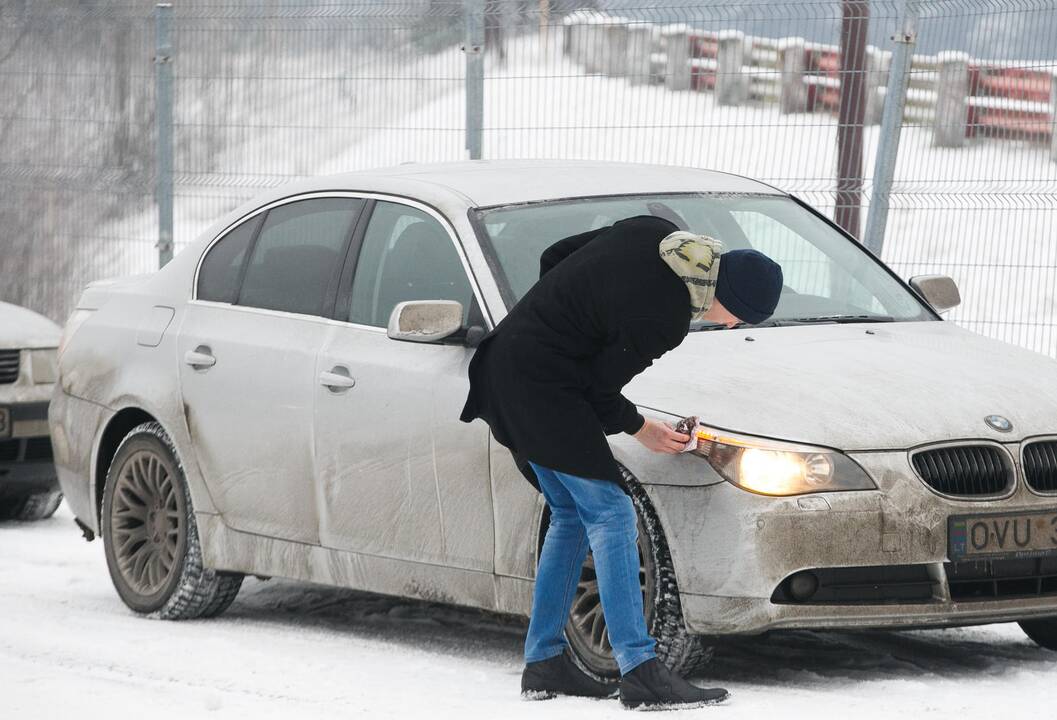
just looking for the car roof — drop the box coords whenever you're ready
[179,159,789,267]
[311,159,785,208]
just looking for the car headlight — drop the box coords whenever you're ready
[29,348,58,384]
[689,425,876,496]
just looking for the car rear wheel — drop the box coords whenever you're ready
[101,421,243,619]
[1020,618,1057,651]
[0,490,63,521]
[562,464,714,681]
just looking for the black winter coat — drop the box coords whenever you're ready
[458,215,692,491]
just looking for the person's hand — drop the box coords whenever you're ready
[633,418,690,454]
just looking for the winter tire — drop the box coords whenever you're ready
[561,463,714,681]
[14,490,63,521]
[1020,618,1057,651]
[101,421,243,619]
[0,491,63,521]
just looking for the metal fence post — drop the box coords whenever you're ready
[835,0,869,240]
[154,3,174,267]
[464,0,484,160]
[863,0,919,258]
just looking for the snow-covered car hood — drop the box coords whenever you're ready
[0,301,62,349]
[628,319,1057,451]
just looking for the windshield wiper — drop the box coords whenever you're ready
[779,314,895,325]
[690,315,894,331]
[690,321,750,332]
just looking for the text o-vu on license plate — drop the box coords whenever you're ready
[949,509,1057,561]
[0,407,9,439]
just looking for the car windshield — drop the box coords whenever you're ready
[472,192,934,327]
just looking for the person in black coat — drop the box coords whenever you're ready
[458,214,783,708]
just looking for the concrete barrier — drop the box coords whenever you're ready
[716,31,748,106]
[779,38,807,114]
[603,22,628,77]
[663,27,692,91]
[626,25,653,85]
[934,51,970,147]
[562,11,1053,159]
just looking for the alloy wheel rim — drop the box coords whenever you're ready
[110,449,183,597]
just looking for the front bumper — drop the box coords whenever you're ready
[679,592,1057,635]
[0,392,58,497]
[647,448,1057,635]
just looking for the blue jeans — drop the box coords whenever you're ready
[523,460,657,676]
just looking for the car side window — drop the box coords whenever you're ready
[237,198,362,317]
[197,215,262,303]
[348,201,475,328]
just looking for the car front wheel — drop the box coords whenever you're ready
[1020,618,1057,651]
[101,421,243,619]
[561,464,713,681]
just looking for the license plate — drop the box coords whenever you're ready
[949,509,1057,561]
[0,407,9,439]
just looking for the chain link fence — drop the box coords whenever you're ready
[2,0,1055,355]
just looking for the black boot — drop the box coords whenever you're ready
[619,658,729,710]
[521,651,617,700]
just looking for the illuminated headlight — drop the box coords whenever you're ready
[690,425,876,496]
[29,348,58,384]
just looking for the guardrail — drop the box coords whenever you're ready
[562,9,1056,159]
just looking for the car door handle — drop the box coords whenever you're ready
[184,347,216,369]
[320,367,356,391]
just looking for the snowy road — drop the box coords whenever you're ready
[4,504,1056,719]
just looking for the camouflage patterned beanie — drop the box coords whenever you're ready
[658,231,724,320]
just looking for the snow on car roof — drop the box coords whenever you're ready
[317,159,784,208]
[0,300,62,348]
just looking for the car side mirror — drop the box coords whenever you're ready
[908,274,961,313]
[387,300,463,343]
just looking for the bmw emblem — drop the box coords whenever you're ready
[984,415,1013,433]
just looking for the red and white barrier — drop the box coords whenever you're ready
[562,12,1056,159]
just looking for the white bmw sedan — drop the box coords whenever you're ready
[50,160,1057,679]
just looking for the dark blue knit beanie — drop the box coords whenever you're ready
[714,249,784,325]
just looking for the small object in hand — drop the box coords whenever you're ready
[672,415,699,453]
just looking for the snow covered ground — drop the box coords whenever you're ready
[4,503,1056,719]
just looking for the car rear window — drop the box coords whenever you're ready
[197,215,262,304]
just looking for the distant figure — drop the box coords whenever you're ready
[459,214,783,710]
